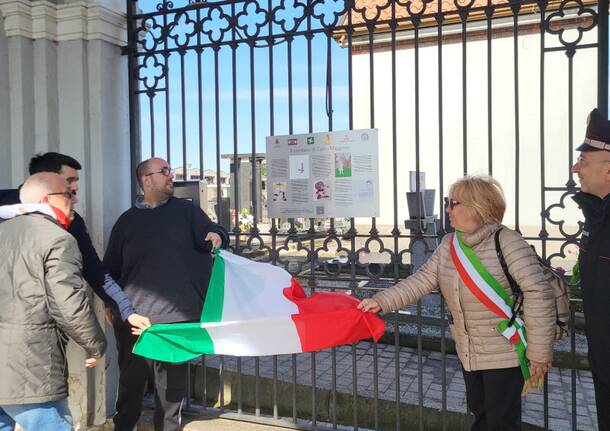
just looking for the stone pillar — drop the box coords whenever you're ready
[0,0,129,427]
[0,15,11,187]
[7,34,35,184]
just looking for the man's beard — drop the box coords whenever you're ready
[162,184,174,197]
[151,183,173,199]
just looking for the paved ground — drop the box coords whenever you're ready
[137,411,291,431]
[200,342,598,431]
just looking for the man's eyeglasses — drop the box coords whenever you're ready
[47,191,73,200]
[145,167,174,177]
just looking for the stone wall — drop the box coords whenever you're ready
[0,0,130,427]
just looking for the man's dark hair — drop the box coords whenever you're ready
[136,159,151,188]
[29,152,82,175]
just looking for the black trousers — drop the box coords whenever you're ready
[463,366,523,431]
[113,324,187,431]
[593,373,610,431]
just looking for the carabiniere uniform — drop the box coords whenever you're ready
[572,108,610,390]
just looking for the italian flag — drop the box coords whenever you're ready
[133,250,385,362]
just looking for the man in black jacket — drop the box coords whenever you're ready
[571,108,610,431]
[0,152,150,332]
[104,157,229,431]
[0,189,19,204]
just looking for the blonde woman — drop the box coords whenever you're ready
[359,175,555,430]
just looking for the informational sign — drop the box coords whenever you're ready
[266,129,379,218]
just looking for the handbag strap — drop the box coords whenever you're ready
[494,228,523,326]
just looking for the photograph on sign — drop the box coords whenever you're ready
[356,179,374,201]
[313,180,331,200]
[272,182,287,202]
[289,155,310,180]
[334,153,352,177]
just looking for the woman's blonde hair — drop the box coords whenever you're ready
[449,175,506,224]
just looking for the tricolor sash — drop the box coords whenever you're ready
[450,231,530,380]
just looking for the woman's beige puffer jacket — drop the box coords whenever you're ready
[373,223,556,371]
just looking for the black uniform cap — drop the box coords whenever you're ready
[577,108,610,152]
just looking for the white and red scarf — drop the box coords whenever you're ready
[0,203,71,229]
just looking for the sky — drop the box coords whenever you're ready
[136,0,352,174]
[133,0,608,179]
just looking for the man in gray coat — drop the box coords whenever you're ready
[0,172,106,431]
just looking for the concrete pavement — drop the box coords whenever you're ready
[138,411,290,431]
[198,342,597,431]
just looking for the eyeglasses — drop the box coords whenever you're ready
[47,191,73,200]
[444,197,461,210]
[145,167,174,177]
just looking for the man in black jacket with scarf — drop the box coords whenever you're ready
[104,157,229,431]
[572,108,610,431]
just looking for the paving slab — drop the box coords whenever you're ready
[137,411,291,431]
[198,341,598,430]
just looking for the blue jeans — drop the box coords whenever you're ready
[0,398,73,431]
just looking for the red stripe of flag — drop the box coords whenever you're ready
[284,278,386,352]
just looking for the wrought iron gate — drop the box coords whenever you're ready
[126,0,608,429]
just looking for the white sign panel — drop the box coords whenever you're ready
[266,129,379,218]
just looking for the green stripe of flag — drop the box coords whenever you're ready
[132,322,214,362]
[201,250,225,323]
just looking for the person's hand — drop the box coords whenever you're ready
[85,357,100,368]
[523,360,551,394]
[530,360,552,378]
[127,313,152,336]
[103,307,113,326]
[357,298,382,314]
[205,232,222,249]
